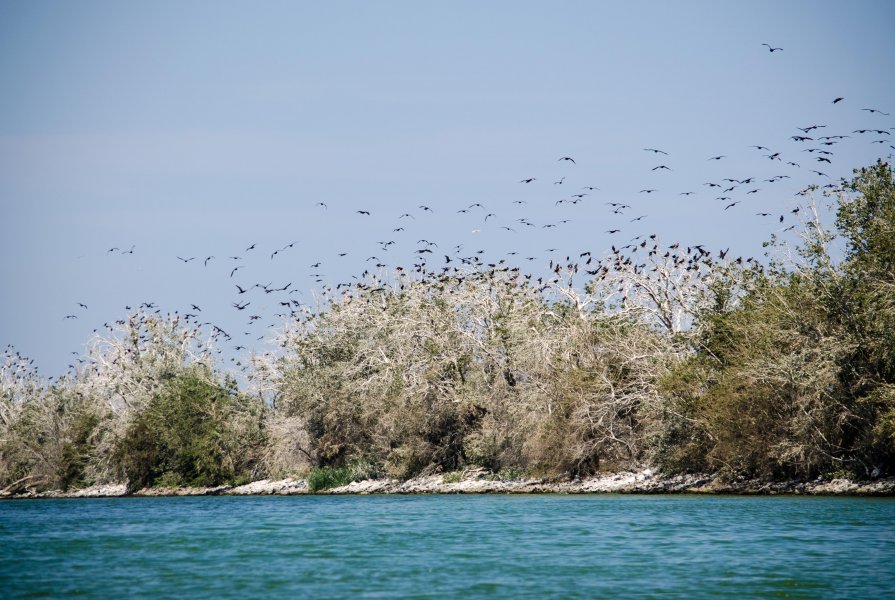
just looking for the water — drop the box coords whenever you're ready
[2,495,894,598]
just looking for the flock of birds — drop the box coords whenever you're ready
[6,43,893,383]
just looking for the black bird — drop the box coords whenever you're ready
[652,165,672,171]
[77,303,88,309]
[519,178,536,183]
[644,148,668,155]
[233,302,250,310]
[761,43,783,52]
[558,156,576,163]
[606,229,620,234]
[236,285,247,294]
[204,256,214,266]
[862,108,890,116]
[245,244,256,252]
[316,202,327,209]
[708,155,725,161]
[357,210,371,215]
[832,97,844,103]
[177,256,196,263]
[554,177,565,184]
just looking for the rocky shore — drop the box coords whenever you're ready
[4,468,894,499]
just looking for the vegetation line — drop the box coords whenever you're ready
[2,162,894,494]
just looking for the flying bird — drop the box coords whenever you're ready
[557,156,576,163]
[761,43,783,52]
[832,97,844,103]
[644,148,668,155]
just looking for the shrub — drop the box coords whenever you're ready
[116,369,264,492]
[307,460,382,492]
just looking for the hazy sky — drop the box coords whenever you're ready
[1,1,893,376]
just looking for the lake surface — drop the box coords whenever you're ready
[2,494,894,598]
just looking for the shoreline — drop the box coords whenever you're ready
[3,469,894,499]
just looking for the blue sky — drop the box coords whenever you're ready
[1,1,893,376]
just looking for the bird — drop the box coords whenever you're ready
[356,210,370,215]
[557,156,576,163]
[315,202,327,209]
[519,178,536,183]
[204,256,215,266]
[862,108,890,116]
[832,97,844,103]
[77,303,88,309]
[176,256,196,263]
[639,189,657,194]
[708,155,725,161]
[245,244,256,252]
[554,177,565,184]
[761,43,783,52]
[652,165,672,171]
[644,148,668,155]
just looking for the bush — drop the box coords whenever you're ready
[116,369,264,492]
[307,460,383,492]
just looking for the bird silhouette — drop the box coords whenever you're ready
[761,43,783,52]
[557,156,576,164]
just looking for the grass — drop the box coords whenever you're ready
[307,460,382,493]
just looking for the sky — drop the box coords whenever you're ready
[1,1,893,377]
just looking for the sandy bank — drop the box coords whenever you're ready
[4,468,894,499]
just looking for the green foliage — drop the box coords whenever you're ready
[441,471,464,483]
[653,161,895,479]
[115,369,264,492]
[307,460,383,492]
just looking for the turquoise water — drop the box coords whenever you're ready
[2,495,894,598]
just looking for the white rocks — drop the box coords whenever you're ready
[4,472,894,499]
[227,478,308,495]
